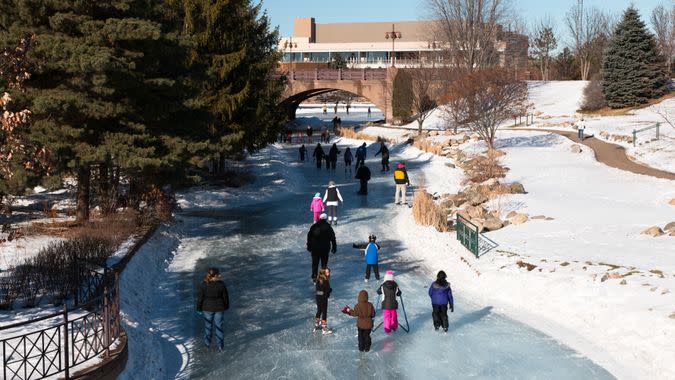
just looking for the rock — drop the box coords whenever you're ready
[509,182,526,194]
[570,144,582,153]
[669,312,675,319]
[509,213,529,225]
[664,222,675,232]
[531,215,546,220]
[671,231,675,237]
[641,226,664,237]
[481,178,499,187]
[608,272,622,279]
[466,191,488,206]
[483,217,503,231]
[669,198,675,205]
[506,211,518,219]
[545,217,555,221]
[600,273,609,282]
[599,131,610,139]
[620,279,627,285]
[465,205,486,219]
[445,162,456,169]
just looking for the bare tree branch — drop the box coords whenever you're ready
[651,3,675,73]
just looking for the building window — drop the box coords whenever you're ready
[310,52,329,62]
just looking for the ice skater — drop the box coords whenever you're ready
[428,270,454,332]
[306,213,337,282]
[341,290,376,352]
[310,192,325,223]
[196,267,229,351]
[314,267,333,334]
[354,162,371,195]
[299,144,307,161]
[313,143,325,169]
[353,234,380,282]
[328,143,340,170]
[344,147,353,173]
[374,141,390,172]
[323,181,343,225]
[377,270,401,333]
[355,142,367,167]
[393,163,410,205]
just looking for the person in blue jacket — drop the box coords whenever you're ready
[428,270,454,332]
[363,234,380,282]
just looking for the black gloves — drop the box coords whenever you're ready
[450,305,454,313]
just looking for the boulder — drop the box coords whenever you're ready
[664,222,675,233]
[669,198,675,205]
[445,162,456,169]
[509,182,526,194]
[531,215,546,220]
[509,213,529,225]
[570,144,582,154]
[466,191,488,206]
[641,226,664,237]
[483,217,504,231]
[506,211,518,219]
[465,205,487,219]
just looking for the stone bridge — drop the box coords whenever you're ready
[279,68,397,123]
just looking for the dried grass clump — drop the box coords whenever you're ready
[412,137,445,155]
[412,189,450,232]
[335,126,390,143]
[463,151,508,183]
[67,209,139,245]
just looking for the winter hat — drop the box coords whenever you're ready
[328,180,335,186]
[314,192,321,198]
[319,213,328,220]
[397,163,405,169]
[368,234,377,242]
[384,270,394,282]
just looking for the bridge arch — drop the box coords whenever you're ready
[279,68,395,123]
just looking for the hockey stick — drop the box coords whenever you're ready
[398,294,410,333]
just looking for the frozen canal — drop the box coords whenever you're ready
[120,139,614,379]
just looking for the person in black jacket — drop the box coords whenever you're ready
[306,214,337,281]
[313,143,325,169]
[354,162,372,195]
[314,267,333,334]
[299,144,307,161]
[328,143,340,170]
[377,270,401,333]
[196,267,230,350]
[374,142,390,172]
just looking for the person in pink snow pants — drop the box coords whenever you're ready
[310,192,325,223]
[377,270,402,333]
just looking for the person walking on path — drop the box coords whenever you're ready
[393,163,410,205]
[299,144,307,162]
[310,192,325,223]
[321,125,329,143]
[313,143,325,169]
[363,234,380,282]
[196,267,230,351]
[355,142,367,167]
[377,270,401,333]
[328,143,341,170]
[314,267,333,334]
[323,104,327,115]
[306,213,337,282]
[367,106,371,118]
[374,141,390,172]
[341,290,376,352]
[344,147,353,173]
[428,270,454,332]
[323,181,343,225]
[355,162,372,195]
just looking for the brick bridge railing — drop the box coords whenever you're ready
[275,68,387,81]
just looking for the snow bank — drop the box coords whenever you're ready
[529,80,586,116]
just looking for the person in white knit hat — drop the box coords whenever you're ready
[377,270,402,333]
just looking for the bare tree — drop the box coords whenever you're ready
[655,106,674,130]
[426,0,511,72]
[445,68,527,150]
[565,5,612,80]
[530,17,557,81]
[408,68,440,134]
[651,3,675,73]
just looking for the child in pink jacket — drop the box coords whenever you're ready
[310,192,325,223]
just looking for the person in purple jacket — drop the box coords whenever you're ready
[428,270,454,332]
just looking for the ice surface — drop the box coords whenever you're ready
[120,138,614,379]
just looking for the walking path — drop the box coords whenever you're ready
[508,127,675,180]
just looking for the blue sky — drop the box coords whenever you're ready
[261,0,665,43]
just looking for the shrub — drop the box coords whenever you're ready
[462,152,508,183]
[412,189,450,232]
[580,75,606,111]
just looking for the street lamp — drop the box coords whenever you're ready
[283,38,298,72]
[385,24,402,67]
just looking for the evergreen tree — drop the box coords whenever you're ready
[0,0,192,221]
[392,70,413,120]
[602,7,669,108]
[328,54,347,70]
[168,0,286,173]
